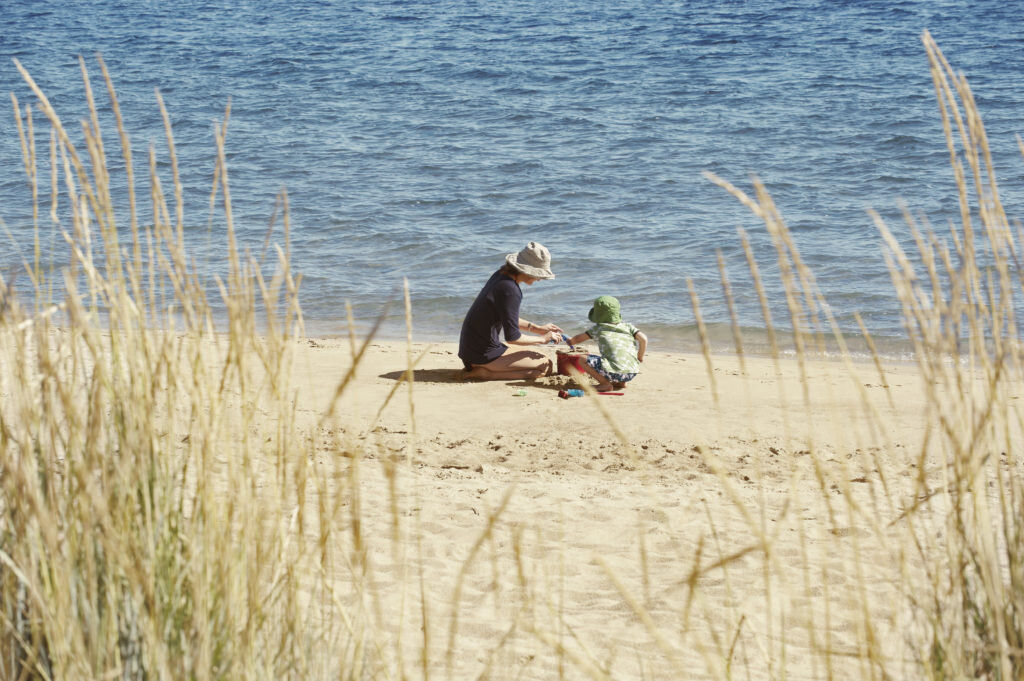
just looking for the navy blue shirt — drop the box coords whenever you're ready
[458,270,523,367]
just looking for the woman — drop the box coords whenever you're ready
[459,241,563,380]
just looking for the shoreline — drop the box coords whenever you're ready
[298,323,925,369]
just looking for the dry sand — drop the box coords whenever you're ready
[285,337,947,680]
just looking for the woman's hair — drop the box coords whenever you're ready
[500,263,520,276]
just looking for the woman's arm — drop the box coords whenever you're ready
[510,319,563,345]
[520,319,563,334]
[508,329,561,346]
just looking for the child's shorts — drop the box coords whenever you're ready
[585,354,637,384]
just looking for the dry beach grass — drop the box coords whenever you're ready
[2,32,1024,680]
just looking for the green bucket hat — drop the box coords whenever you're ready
[588,295,621,324]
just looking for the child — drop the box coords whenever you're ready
[565,295,647,392]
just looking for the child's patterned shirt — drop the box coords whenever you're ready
[585,321,641,374]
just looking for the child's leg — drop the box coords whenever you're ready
[577,355,614,392]
[611,372,638,391]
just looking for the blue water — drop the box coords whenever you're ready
[2,0,1023,355]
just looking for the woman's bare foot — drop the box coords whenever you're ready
[595,382,614,392]
[612,381,627,390]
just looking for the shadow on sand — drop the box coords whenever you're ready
[379,369,577,391]
[378,368,468,384]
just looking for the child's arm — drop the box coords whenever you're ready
[567,331,590,346]
[635,331,648,362]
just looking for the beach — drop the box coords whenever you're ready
[286,337,945,679]
[4,8,1021,674]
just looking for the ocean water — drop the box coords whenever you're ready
[1,0,1023,356]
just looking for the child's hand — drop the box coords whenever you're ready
[637,354,644,363]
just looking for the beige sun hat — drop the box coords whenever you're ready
[505,241,555,279]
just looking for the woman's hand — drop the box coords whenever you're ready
[508,326,563,346]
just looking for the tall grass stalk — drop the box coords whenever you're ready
[0,57,355,681]
[699,30,1024,681]
[892,31,1024,681]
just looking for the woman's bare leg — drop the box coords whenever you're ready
[466,349,552,380]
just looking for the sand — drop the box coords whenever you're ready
[280,337,947,680]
